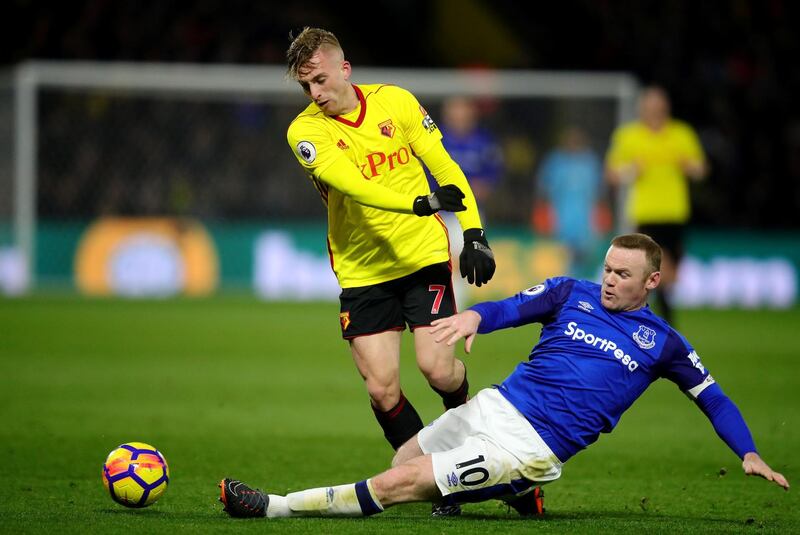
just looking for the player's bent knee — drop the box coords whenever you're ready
[419,364,458,389]
[365,382,401,409]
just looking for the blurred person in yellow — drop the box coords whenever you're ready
[605,86,707,324]
[285,28,495,515]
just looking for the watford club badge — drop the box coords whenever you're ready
[378,119,395,138]
[339,311,351,331]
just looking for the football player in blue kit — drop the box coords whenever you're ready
[220,233,788,520]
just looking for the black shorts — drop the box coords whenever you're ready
[338,262,456,340]
[637,223,685,262]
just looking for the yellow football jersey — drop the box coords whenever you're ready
[606,119,706,224]
[287,84,482,288]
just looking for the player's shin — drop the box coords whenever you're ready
[372,392,424,450]
[270,479,384,518]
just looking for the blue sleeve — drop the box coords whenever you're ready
[469,277,575,334]
[658,330,711,393]
[657,330,758,458]
[695,383,758,459]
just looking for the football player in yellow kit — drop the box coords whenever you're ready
[284,29,495,515]
[605,86,708,325]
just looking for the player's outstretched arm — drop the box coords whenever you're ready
[430,310,482,353]
[316,157,422,214]
[315,157,465,216]
[694,385,789,491]
[742,452,790,490]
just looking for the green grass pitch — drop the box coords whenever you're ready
[0,296,796,534]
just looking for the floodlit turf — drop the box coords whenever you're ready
[0,296,796,534]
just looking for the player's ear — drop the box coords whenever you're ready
[645,270,660,291]
[341,60,352,80]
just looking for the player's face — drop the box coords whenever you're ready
[297,47,356,116]
[601,246,660,312]
[442,97,477,135]
[639,89,670,129]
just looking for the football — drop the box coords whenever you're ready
[102,442,169,508]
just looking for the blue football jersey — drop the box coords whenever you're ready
[470,277,716,462]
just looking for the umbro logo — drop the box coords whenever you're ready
[578,301,594,312]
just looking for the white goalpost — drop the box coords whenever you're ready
[6,60,639,291]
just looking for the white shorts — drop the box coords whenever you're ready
[418,388,562,502]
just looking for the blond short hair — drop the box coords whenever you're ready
[610,233,662,275]
[286,27,343,80]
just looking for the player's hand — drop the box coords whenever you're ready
[460,228,496,287]
[413,185,466,216]
[680,158,708,180]
[430,310,482,353]
[742,452,790,490]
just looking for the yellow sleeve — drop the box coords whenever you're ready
[318,157,417,213]
[389,86,482,229]
[420,141,483,231]
[389,86,444,158]
[287,118,417,213]
[678,122,706,163]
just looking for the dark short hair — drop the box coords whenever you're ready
[286,27,342,80]
[610,233,662,275]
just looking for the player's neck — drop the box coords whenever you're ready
[643,118,667,131]
[338,84,359,115]
[623,299,648,312]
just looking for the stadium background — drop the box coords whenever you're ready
[5,0,800,226]
[2,0,799,303]
[1,2,798,533]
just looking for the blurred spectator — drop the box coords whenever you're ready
[533,126,606,278]
[605,86,708,325]
[439,96,504,210]
[434,96,503,305]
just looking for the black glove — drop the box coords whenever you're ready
[412,185,466,216]
[460,228,496,287]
